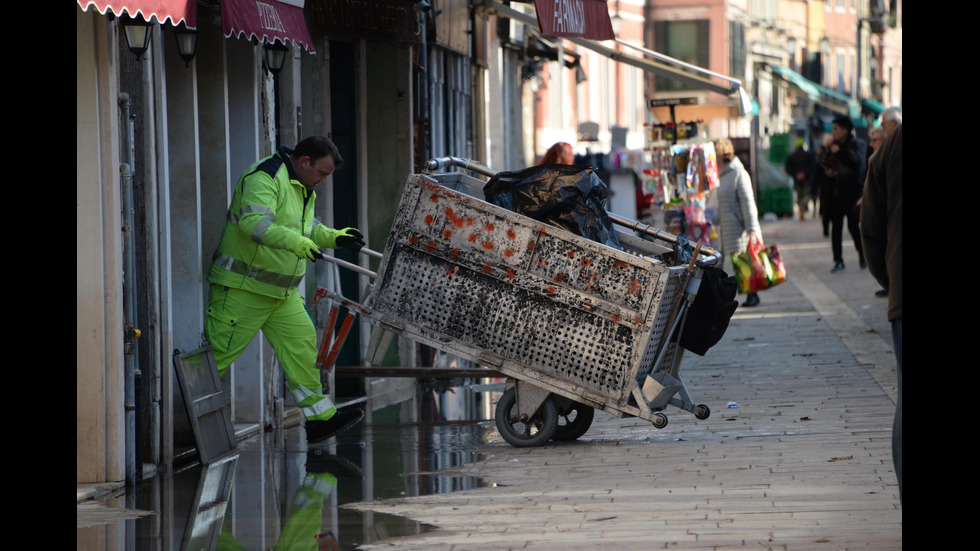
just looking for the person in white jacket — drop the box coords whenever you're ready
[714,138,763,307]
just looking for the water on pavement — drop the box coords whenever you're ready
[77,380,501,551]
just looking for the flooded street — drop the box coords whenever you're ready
[78,381,502,550]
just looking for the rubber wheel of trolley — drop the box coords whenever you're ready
[552,401,595,441]
[495,387,558,447]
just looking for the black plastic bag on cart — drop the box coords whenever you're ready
[678,266,738,356]
[675,234,697,266]
[483,164,623,250]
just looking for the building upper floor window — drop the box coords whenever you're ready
[653,19,710,92]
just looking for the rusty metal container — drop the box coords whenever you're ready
[365,172,691,412]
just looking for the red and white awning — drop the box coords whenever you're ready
[221,0,316,54]
[487,0,745,99]
[532,0,614,41]
[77,0,197,28]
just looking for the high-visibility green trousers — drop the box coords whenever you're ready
[219,471,337,550]
[206,285,337,421]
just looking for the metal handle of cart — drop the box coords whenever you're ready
[424,156,722,267]
[310,248,381,373]
[312,247,381,278]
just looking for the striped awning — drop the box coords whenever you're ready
[77,0,196,28]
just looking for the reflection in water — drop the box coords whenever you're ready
[77,381,500,551]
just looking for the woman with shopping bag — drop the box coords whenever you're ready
[714,138,763,307]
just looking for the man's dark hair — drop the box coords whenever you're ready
[832,116,854,133]
[293,136,344,168]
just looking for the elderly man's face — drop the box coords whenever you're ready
[881,119,898,135]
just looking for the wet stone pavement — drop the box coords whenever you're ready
[77,384,504,551]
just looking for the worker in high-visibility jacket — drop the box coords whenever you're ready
[206,135,365,444]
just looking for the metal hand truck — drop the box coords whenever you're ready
[314,157,722,447]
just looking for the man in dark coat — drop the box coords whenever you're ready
[785,137,817,220]
[860,123,901,503]
[820,116,865,271]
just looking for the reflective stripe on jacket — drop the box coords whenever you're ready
[209,147,322,298]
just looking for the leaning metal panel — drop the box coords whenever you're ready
[369,174,689,405]
[635,272,685,382]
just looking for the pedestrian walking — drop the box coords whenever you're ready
[860,123,902,504]
[785,137,818,221]
[865,126,889,297]
[714,138,763,307]
[880,106,902,136]
[815,132,833,237]
[819,116,865,272]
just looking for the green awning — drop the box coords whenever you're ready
[768,64,823,103]
[861,98,885,115]
[766,64,861,120]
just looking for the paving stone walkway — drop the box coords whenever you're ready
[345,216,902,550]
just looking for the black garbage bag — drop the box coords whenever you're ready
[483,164,623,250]
[678,266,738,356]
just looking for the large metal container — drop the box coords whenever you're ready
[365,172,690,411]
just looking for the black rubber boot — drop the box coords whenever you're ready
[306,407,364,444]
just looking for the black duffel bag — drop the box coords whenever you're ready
[678,266,738,356]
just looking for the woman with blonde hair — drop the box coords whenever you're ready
[715,138,763,307]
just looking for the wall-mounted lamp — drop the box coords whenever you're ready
[121,15,153,60]
[173,22,199,67]
[611,13,623,36]
[263,42,290,76]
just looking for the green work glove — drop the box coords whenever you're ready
[334,227,366,253]
[292,236,321,260]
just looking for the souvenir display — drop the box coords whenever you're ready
[643,122,717,245]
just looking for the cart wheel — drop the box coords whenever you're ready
[552,401,595,441]
[495,387,558,447]
[694,404,711,420]
[652,413,669,429]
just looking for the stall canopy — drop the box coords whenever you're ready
[483,0,750,111]
[78,0,197,27]
[861,98,885,117]
[221,0,316,53]
[766,64,861,120]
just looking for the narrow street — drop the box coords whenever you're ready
[344,214,902,550]
[78,213,900,550]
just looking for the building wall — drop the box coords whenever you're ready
[878,2,901,107]
[76,0,476,485]
[486,14,526,170]
[645,0,747,140]
[822,0,858,92]
[77,6,125,484]
[364,42,415,249]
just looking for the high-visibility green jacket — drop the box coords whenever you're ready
[208,147,342,298]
